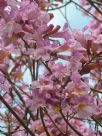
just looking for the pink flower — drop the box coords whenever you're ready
[0,0,7,10]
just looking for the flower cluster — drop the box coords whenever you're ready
[0,0,102,136]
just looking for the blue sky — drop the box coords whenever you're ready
[49,0,90,29]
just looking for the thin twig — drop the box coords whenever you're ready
[46,0,72,11]
[87,0,102,14]
[60,108,83,136]
[0,95,35,136]
[72,0,102,23]
[39,107,50,136]
[44,107,66,135]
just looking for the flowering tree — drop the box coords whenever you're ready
[0,0,102,135]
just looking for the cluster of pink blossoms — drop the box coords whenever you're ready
[0,0,102,136]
